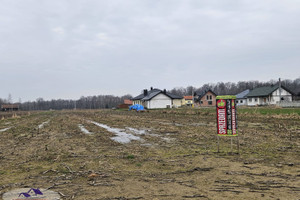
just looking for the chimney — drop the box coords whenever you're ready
[163,89,166,94]
[150,87,153,90]
[143,89,148,96]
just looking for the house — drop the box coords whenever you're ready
[194,89,217,107]
[132,87,183,109]
[124,99,133,105]
[117,99,133,109]
[183,96,194,107]
[1,104,19,111]
[235,89,250,106]
[246,84,293,106]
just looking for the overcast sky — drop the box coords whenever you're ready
[1,0,299,102]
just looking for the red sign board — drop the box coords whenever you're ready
[216,96,237,136]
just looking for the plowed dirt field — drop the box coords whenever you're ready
[0,109,299,199]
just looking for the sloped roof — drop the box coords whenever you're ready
[132,88,182,101]
[236,89,250,99]
[142,90,161,100]
[132,88,161,100]
[184,96,193,100]
[131,93,145,100]
[124,99,133,104]
[195,89,217,99]
[166,92,182,99]
[246,84,294,97]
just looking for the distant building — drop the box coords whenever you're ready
[124,99,133,105]
[132,87,183,109]
[117,99,133,109]
[246,84,293,106]
[1,104,19,111]
[183,96,194,107]
[194,89,217,107]
[235,89,250,106]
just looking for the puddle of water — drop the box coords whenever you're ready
[38,120,50,129]
[90,121,141,144]
[0,127,11,132]
[78,124,93,134]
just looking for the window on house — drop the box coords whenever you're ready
[255,98,258,102]
[249,98,252,102]
[200,101,203,104]
[210,95,212,100]
[208,101,212,105]
[240,100,243,103]
[206,95,209,100]
[236,100,238,103]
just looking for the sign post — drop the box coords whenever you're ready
[216,95,238,153]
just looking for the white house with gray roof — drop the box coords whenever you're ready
[132,88,183,109]
[246,84,293,106]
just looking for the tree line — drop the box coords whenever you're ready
[169,78,300,97]
[0,95,132,111]
[0,78,299,110]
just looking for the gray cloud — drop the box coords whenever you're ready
[0,0,299,101]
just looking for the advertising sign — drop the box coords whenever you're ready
[216,96,237,136]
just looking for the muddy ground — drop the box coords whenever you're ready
[0,109,299,199]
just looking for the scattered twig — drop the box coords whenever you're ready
[62,163,74,173]
[58,191,66,197]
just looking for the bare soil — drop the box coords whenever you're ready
[0,109,299,200]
